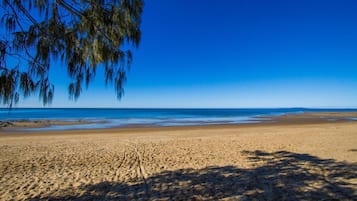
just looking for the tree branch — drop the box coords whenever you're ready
[56,0,84,18]
[5,0,39,26]
[1,3,48,72]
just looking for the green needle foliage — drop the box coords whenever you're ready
[0,0,143,107]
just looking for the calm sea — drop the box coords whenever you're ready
[1,108,357,130]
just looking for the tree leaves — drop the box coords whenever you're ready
[0,0,143,107]
[0,67,20,107]
[19,72,36,97]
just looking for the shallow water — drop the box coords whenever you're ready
[1,108,357,130]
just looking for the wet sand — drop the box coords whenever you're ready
[0,119,94,130]
[0,113,356,200]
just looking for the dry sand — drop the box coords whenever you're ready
[0,114,356,200]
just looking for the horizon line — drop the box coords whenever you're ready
[2,107,357,110]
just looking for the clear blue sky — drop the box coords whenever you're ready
[19,0,357,108]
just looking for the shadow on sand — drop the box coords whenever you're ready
[32,151,356,201]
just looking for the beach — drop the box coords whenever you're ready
[0,113,356,200]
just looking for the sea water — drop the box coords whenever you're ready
[1,108,356,130]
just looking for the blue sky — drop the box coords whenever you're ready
[18,0,357,108]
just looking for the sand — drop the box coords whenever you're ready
[0,114,356,200]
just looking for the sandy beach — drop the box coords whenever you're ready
[0,113,356,200]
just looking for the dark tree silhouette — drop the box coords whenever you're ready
[0,0,143,107]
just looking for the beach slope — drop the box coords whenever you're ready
[0,116,356,200]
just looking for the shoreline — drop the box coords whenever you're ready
[0,119,100,130]
[1,111,357,136]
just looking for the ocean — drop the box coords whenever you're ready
[1,108,357,130]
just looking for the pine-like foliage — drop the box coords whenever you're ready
[0,0,143,107]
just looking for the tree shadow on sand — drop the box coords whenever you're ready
[32,151,356,201]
